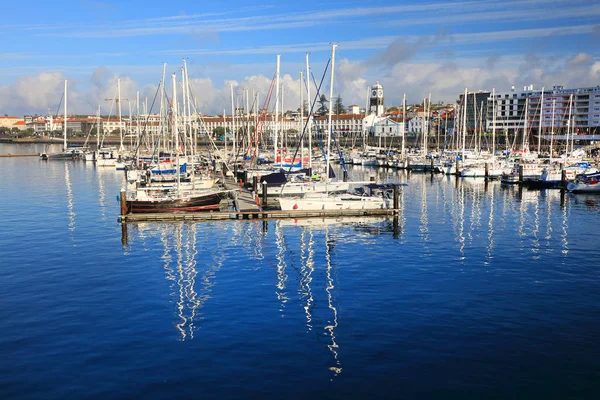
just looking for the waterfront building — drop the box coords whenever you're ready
[0,116,24,129]
[348,104,361,115]
[369,82,385,116]
[372,116,406,137]
[457,90,490,133]
[407,116,426,134]
[11,120,27,131]
[486,85,600,136]
[315,114,366,138]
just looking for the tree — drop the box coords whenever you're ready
[299,100,309,115]
[213,126,226,138]
[317,94,328,116]
[334,95,345,115]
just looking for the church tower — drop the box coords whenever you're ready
[369,81,384,116]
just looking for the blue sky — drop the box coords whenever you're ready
[1,0,599,115]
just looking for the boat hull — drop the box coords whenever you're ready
[278,194,388,211]
[567,182,600,193]
[126,191,227,213]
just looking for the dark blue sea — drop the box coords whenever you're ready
[1,143,599,399]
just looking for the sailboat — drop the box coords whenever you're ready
[277,45,390,211]
[125,72,230,213]
[40,80,85,160]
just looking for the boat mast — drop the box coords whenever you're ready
[492,88,496,157]
[472,92,477,153]
[523,97,528,152]
[183,59,193,155]
[402,92,406,156]
[538,88,544,154]
[274,54,280,166]
[326,44,337,190]
[281,83,285,151]
[364,85,369,149]
[128,100,133,149]
[159,64,166,158]
[421,97,425,154]
[462,88,467,160]
[427,93,431,154]
[305,53,312,170]
[246,88,251,155]
[550,99,555,160]
[566,94,572,156]
[569,94,575,155]
[118,78,123,152]
[136,91,140,154]
[300,71,304,168]
[479,101,484,154]
[180,67,187,156]
[172,73,180,193]
[96,104,101,150]
[230,83,235,160]
[63,79,68,150]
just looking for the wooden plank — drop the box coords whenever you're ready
[120,207,395,223]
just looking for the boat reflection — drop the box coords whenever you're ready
[278,221,346,378]
[324,227,342,377]
[64,163,76,242]
[129,221,222,341]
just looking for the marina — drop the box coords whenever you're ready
[2,145,600,398]
[2,0,600,395]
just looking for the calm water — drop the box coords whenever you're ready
[1,143,599,399]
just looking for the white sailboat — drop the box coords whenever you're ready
[277,45,390,211]
[41,80,84,160]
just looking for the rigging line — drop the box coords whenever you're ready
[133,79,162,161]
[309,69,331,164]
[54,92,64,122]
[279,58,331,193]
[307,69,348,176]
[246,75,276,168]
[183,80,215,163]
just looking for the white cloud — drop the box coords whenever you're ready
[29,0,584,38]
[1,53,598,117]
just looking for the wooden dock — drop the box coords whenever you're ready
[119,208,395,223]
[221,178,262,212]
[118,179,401,224]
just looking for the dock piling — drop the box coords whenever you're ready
[518,165,524,184]
[393,185,399,212]
[119,190,127,215]
[262,182,268,207]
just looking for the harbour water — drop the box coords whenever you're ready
[1,143,599,399]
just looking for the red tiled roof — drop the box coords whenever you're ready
[0,116,20,119]
[13,121,26,126]
[315,114,365,121]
